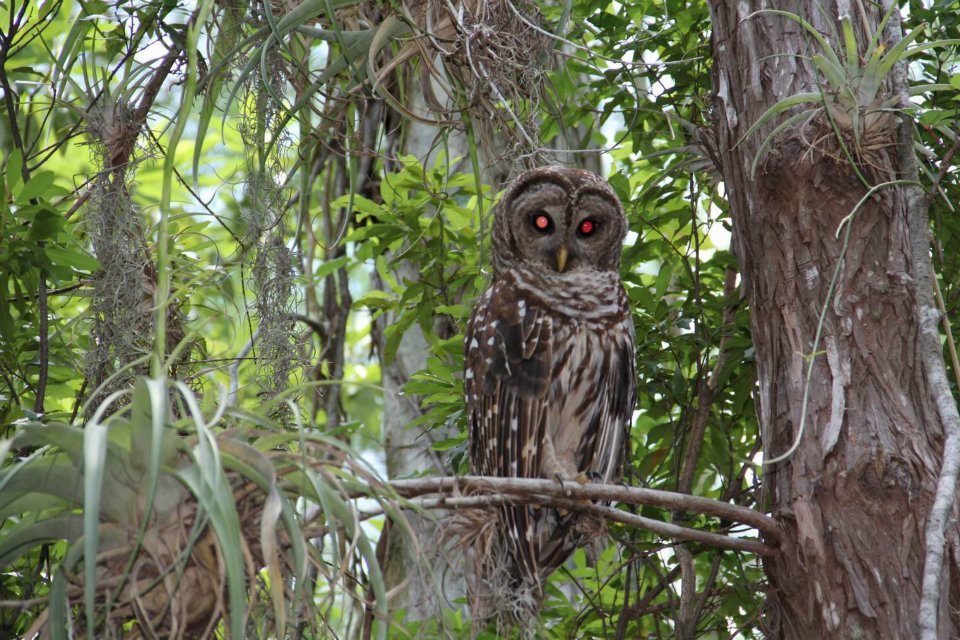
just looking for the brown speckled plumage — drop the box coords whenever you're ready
[465,166,637,599]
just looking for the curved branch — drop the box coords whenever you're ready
[371,475,781,550]
[394,494,776,556]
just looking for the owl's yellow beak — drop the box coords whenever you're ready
[555,245,570,272]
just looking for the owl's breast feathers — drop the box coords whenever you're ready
[465,266,636,470]
[465,265,636,587]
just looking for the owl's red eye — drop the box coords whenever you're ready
[578,219,597,237]
[531,212,553,233]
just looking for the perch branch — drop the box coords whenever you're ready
[375,494,775,556]
[368,476,780,553]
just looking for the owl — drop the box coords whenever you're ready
[464,166,637,600]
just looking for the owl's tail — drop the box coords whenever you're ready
[464,508,544,637]
[463,502,589,636]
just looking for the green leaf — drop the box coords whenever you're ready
[653,263,674,303]
[315,255,351,279]
[840,15,858,74]
[44,245,101,272]
[16,171,62,203]
[355,289,397,310]
[431,436,465,451]
[27,206,65,241]
[6,148,24,193]
[383,312,416,364]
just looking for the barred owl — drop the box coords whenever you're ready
[464,166,637,601]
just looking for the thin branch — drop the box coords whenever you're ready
[375,475,781,544]
[629,565,682,621]
[933,275,960,386]
[33,281,48,413]
[926,136,960,206]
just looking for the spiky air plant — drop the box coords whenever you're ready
[0,378,390,639]
[740,4,959,177]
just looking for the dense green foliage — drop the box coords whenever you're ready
[0,0,957,637]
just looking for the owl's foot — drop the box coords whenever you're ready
[553,474,573,515]
[555,472,599,495]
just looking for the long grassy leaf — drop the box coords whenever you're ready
[191,4,242,186]
[82,419,109,639]
[811,53,847,90]
[49,568,69,640]
[748,10,843,73]
[305,467,388,640]
[736,93,823,147]
[840,15,859,75]
[0,513,84,567]
[879,39,960,80]
[751,108,818,178]
[865,2,899,59]
[260,28,376,163]
[0,452,80,503]
[216,437,286,630]
[874,25,927,80]
[174,381,248,638]
[174,462,248,638]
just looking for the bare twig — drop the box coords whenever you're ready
[628,565,682,622]
[33,281,48,413]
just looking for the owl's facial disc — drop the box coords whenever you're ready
[492,168,627,275]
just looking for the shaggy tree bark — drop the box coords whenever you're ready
[708,1,960,638]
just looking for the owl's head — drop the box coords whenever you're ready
[491,166,628,275]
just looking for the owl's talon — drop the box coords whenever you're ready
[554,473,570,496]
[553,474,573,514]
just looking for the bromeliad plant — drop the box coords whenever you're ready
[0,377,391,639]
[741,4,958,177]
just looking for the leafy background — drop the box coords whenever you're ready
[0,0,956,638]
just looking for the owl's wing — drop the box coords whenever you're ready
[465,279,554,585]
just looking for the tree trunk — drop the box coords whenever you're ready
[376,83,470,622]
[708,1,960,637]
